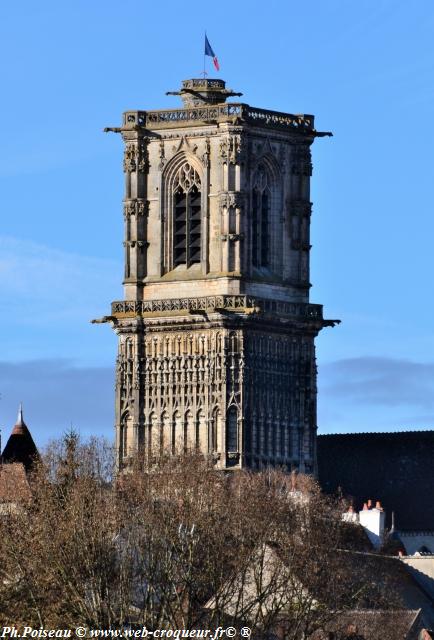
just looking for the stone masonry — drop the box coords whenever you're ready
[100,78,337,472]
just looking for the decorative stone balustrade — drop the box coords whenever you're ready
[122,104,319,133]
[111,295,324,319]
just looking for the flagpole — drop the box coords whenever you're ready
[203,31,206,78]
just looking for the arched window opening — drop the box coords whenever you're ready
[198,411,207,455]
[174,412,183,454]
[227,407,238,452]
[186,411,194,451]
[213,411,222,452]
[150,413,160,456]
[121,414,133,462]
[162,412,171,454]
[251,165,271,269]
[252,189,259,267]
[173,163,202,267]
[261,191,269,267]
[121,424,127,461]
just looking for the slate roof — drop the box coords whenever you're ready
[1,405,39,472]
[317,431,434,532]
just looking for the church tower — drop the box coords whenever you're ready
[103,78,337,472]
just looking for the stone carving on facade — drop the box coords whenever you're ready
[115,354,125,389]
[124,199,149,218]
[123,201,136,218]
[137,199,149,216]
[158,139,166,170]
[172,135,198,155]
[291,145,312,176]
[111,295,324,320]
[134,358,141,390]
[279,143,287,170]
[260,137,279,159]
[288,199,312,250]
[137,140,149,173]
[117,337,135,413]
[176,162,201,192]
[300,253,309,282]
[120,100,318,133]
[219,191,245,210]
[123,143,136,173]
[160,130,220,140]
[106,76,334,472]
[123,240,148,250]
[288,199,312,217]
[221,233,244,242]
[123,140,149,173]
[201,137,210,167]
[219,134,243,164]
[245,332,316,464]
[135,330,234,446]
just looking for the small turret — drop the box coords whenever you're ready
[166,78,242,106]
[1,404,40,472]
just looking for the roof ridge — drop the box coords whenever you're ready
[318,430,434,436]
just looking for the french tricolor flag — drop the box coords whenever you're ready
[205,34,220,72]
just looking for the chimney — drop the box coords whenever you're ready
[359,498,386,549]
[342,503,359,524]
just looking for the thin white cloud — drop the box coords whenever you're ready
[0,235,122,326]
[0,358,114,448]
[321,356,434,410]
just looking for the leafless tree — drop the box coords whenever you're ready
[0,440,406,637]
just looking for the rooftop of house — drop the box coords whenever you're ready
[318,431,434,532]
[310,609,424,640]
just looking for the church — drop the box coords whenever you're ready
[99,77,338,472]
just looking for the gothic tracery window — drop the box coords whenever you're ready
[173,163,202,267]
[252,165,271,268]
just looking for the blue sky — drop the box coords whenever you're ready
[1,0,434,446]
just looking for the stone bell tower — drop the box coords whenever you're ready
[102,78,337,472]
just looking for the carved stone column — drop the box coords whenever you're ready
[122,133,149,299]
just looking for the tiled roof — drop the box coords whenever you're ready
[318,431,434,532]
[310,609,422,639]
[1,405,39,472]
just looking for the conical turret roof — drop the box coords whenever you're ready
[1,404,39,471]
